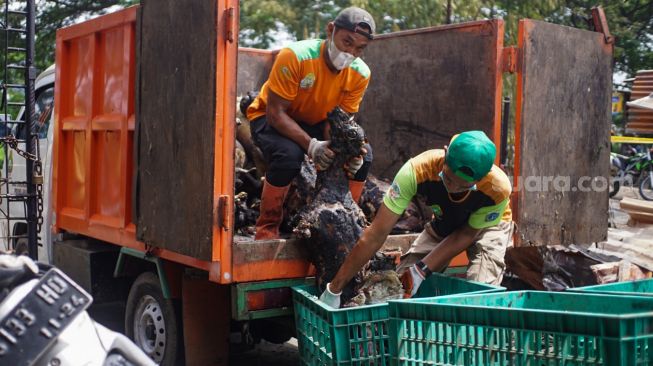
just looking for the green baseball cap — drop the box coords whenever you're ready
[445,131,496,182]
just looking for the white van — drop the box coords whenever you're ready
[2,65,55,262]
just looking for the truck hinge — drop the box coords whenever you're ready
[217,195,231,231]
[225,7,235,43]
[501,46,520,74]
[591,6,614,44]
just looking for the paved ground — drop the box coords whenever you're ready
[88,302,300,365]
[231,339,299,366]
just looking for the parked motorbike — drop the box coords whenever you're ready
[0,254,155,366]
[610,147,653,200]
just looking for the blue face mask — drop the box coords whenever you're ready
[439,171,477,193]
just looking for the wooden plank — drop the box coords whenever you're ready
[590,262,619,284]
[358,21,502,179]
[135,0,217,260]
[232,233,420,264]
[620,197,653,213]
[596,240,653,271]
[624,210,653,224]
[516,20,612,246]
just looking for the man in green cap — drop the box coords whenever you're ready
[319,131,514,307]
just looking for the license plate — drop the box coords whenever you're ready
[0,268,92,365]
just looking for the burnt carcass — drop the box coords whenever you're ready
[292,107,367,304]
[359,175,432,234]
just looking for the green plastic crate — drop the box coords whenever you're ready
[571,278,653,297]
[292,274,504,365]
[389,291,653,365]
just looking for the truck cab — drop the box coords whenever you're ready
[3,64,55,261]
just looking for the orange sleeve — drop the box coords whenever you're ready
[341,75,370,114]
[267,48,301,101]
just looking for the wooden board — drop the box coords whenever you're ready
[515,20,612,246]
[135,0,217,260]
[358,21,503,179]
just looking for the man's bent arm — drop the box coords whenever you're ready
[329,204,401,293]
[267,90,312,151]
[421,225,480,272]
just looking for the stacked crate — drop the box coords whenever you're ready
[627,70,653,134]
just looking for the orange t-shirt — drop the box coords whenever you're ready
[246,39,371,125]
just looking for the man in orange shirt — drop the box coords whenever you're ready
[246,7,376,240]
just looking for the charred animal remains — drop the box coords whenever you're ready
[292,107,367,304]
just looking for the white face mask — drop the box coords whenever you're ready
[328,29,356,70]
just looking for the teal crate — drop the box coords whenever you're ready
[571,278,653,297]
[292,274,504,365]
[389,291,653,365]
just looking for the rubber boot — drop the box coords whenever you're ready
[255,181,290,240]
[349,180,365,203]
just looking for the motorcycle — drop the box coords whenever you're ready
[0,254,155,366]
[610,147,653,200]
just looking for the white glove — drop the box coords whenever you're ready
[401,265,426,298]
[308,138,335,171]
[345,156,364,177]
[319,283,341,308]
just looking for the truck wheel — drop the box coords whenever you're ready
[125,272,181,366]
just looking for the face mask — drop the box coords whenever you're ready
[328,29,356,70]
[439,171,477,193]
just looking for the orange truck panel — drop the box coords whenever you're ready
[53,7,213,274]
[54,7,136,237]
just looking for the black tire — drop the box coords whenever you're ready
[125,272,182,366]
[640,175,653,201]
[609,180,620,198]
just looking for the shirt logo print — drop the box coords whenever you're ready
[389,182,401,199]
[485,212,500,222]
[300,73,316,89]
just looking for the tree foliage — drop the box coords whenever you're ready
[0,0,649,77]
[238,0,653,77]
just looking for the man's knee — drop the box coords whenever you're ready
[266,168,300,187]
[466,228,509,286]
[466,251,505,285]
[266,143,304,186]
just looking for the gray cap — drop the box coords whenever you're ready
[334,7,375,40]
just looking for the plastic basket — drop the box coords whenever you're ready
[571,278,653,297]
[292,274,504,365]
[389,290,653,365]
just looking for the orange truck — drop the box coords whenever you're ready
[49,2,612,364]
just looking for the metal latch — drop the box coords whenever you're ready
[225,7,235,43]
[216,195,231,231]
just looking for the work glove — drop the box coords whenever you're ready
[308,138,335,171]
[344,147,367,178]
[319,283,341,308]
[400,264,426,298]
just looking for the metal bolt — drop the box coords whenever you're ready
[49,358,61,366]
